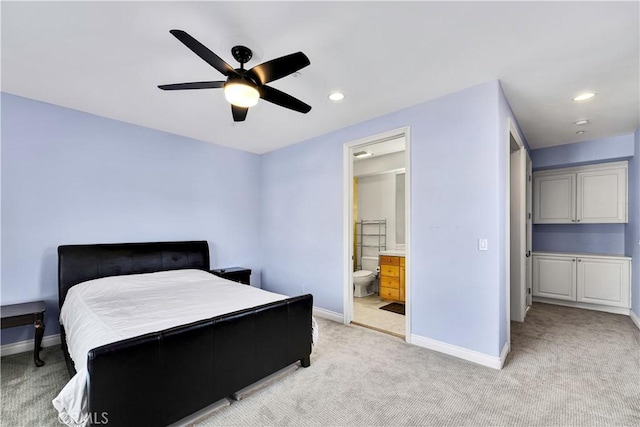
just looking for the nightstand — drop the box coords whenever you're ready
[210,267,251,285]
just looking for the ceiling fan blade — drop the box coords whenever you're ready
[232,105,249,122]
[158,81,225,90]
[248,52,310,84]
[260,85,311,114]
[169,30,238,77]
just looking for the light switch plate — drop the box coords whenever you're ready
[478,238,488,251]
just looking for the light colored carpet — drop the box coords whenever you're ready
[2,303,639,426]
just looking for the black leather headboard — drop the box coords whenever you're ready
[58,240,210,309]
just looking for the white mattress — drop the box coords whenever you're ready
[52,269,291,427]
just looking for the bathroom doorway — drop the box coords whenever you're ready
[342,127,411,340]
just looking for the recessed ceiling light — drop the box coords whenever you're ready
[353,150,372,158]
[573,93,596,102]
[576,130,586,135]
[329,92,345,101]
[574,119,590,126]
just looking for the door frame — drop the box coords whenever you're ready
[526,152,533,307]
[505,118,528,350]
[342,126,411,341]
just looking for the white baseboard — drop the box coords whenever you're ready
[312,306,344,323]
[499,341,510,369]
[1,334,61,357]
[410,333,503,370]
[630,310,640,330]
[533,297,631,316]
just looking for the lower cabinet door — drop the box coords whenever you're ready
[533,255,576,301]
[576,258,630,308]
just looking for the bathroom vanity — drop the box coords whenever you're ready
[379,252,405,303]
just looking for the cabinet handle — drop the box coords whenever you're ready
[525,251,531,257]
[572,259,576,262]
[576,219,581,223]
[578,259,581,262]
[571,219,576,222]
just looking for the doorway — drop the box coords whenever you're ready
[343,127,411,340]
[507,120,532,340]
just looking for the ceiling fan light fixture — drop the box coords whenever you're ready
[224,81,259,108]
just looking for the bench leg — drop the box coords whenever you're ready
[34,315,44,367]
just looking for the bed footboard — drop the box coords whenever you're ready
[86,294,313,427]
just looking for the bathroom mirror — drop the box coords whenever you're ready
[396,172,405,244]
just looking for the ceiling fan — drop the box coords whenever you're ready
[158,30,312,122]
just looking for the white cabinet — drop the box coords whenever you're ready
[533,252,631,311]
[533,161,627,224]
[534,173,575,223]
[533,254,576,300]
[577,167,627,223]
[577,257,630,307]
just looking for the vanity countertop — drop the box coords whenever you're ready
[379,250,406,257]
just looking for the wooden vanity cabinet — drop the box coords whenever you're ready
[379,255,405,303]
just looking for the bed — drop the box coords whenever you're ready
[55,240,313,426]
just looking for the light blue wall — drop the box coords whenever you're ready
[531,134,634,170]
[1,93,262,343]
[260,81,508,357]
[530,134,635,256]
[534,224,626,254]
[497,83,529,353]
[626,128,639,317]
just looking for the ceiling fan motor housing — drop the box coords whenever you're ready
[231,45,253,66]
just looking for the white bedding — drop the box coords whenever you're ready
[52,269,293,427]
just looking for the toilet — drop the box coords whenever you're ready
[353,256,379,297]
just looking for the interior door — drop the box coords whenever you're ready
[509,143,526,322]
[525,153,533,307]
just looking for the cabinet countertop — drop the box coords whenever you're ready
[533,251,631,260]
[379,250,405,256]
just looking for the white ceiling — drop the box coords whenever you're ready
[2,1,638,154]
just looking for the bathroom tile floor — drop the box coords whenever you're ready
[352,294,405,338]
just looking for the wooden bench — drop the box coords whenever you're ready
[1,301,46,366]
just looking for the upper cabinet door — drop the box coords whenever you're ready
[532,161,628,224]
[576,168,627,223]
[533,173,575,224]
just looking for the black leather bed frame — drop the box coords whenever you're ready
[58,240,313,426]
